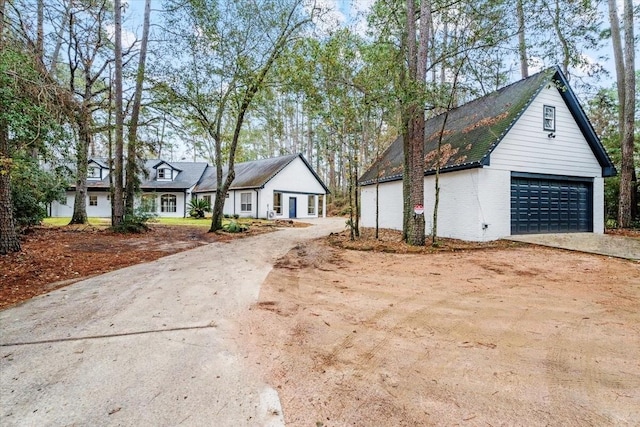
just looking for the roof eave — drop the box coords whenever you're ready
[359,162,484,186]
[552,68,617,177]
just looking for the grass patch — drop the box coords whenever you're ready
[43,216,270,228]
[43,217,111,227]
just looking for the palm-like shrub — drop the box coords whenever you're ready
[188,198,211,218]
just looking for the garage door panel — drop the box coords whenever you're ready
[511,177,593,235]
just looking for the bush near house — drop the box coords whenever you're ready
[188,199,212,218]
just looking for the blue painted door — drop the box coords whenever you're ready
[289,197,297,218]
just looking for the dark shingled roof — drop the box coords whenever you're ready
[193,153,329,193]
[359,67,615,186]
[81,159,208,191]
[140,160,208,190]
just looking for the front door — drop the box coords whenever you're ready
[289,197,297,218]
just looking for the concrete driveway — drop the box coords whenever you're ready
[508,232,640,261]
[0,218,345,427]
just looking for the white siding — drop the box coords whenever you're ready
[260,157,327,219]
[50,191,111,218]
[49,192,75,217]
[361,169,505,241]
[361,167,600,241]
[86,192,112,217]
[360,181,404,231]
[593,177,605,234]
[360,85,607,241]
[489,86,602,177]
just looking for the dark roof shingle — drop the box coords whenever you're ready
[359,67,615,185]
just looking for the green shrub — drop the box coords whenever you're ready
[188,198,211,218]
[222,220,248,233]
[11,155,67,229]
[113,207,157,233]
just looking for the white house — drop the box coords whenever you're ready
[192,154,329,219]
[51,159,209,218]
[359,67,616,242]
[50,154,329,220]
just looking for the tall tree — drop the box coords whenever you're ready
[155,0,313,231]
[124,0,152,219]
[401,0,429,246]
[64,0,114,225]
[0,0,20,254]
[111,0,124,226]
[516,0,528,78]
[0,2,64,254]
[608,0,637,227]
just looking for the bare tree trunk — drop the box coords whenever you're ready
[516,0,528,78]
[112,0,124,227]
[0,121,21,254]
[0,0,21,254]
[70,102,91,225]
[544,0,570,80]
[608,0,625,124]
[125,0,151,217]
[404,0,428,246]
[618,0,636,228]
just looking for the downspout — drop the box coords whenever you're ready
[233,191,236,216]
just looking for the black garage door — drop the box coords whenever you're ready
[511,176,593,235]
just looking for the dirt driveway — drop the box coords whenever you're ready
[243,240,640,426]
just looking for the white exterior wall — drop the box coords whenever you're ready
[361,169,511,241]
[361,181,405,231]
[138,191,188,218]
[261,157,327,219]
[490,86,602,177]
[49,192,75,217]
[194,157,327,220]
[50,191,188,218]
[489,85,604,234]
[361,85,607,241]
[593,177,605,233]
[50,191,111,217]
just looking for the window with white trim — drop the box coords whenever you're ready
[157,168,172,180]
[141,194,157,212]
[161,194,176,212]
[89,195,98,206]
[318,195,324,216]
[240,192,252,212]
[543,105,555,131]
[307,195,316,215]
[273,192,282,214]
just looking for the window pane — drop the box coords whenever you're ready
[308,195,316,215]
[543,106,555,131]
[241,192,252,211]
[161,194,176,212]
[273,192,282,214]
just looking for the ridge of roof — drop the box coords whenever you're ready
[359,66,615,185]
[193,153,329,193]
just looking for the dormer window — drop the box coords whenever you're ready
[157,168,172,180]
[88,166,101,180]
[543,105,555,131]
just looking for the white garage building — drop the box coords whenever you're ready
[359,67,616,242]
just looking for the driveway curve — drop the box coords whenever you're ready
[0,218,345,427]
